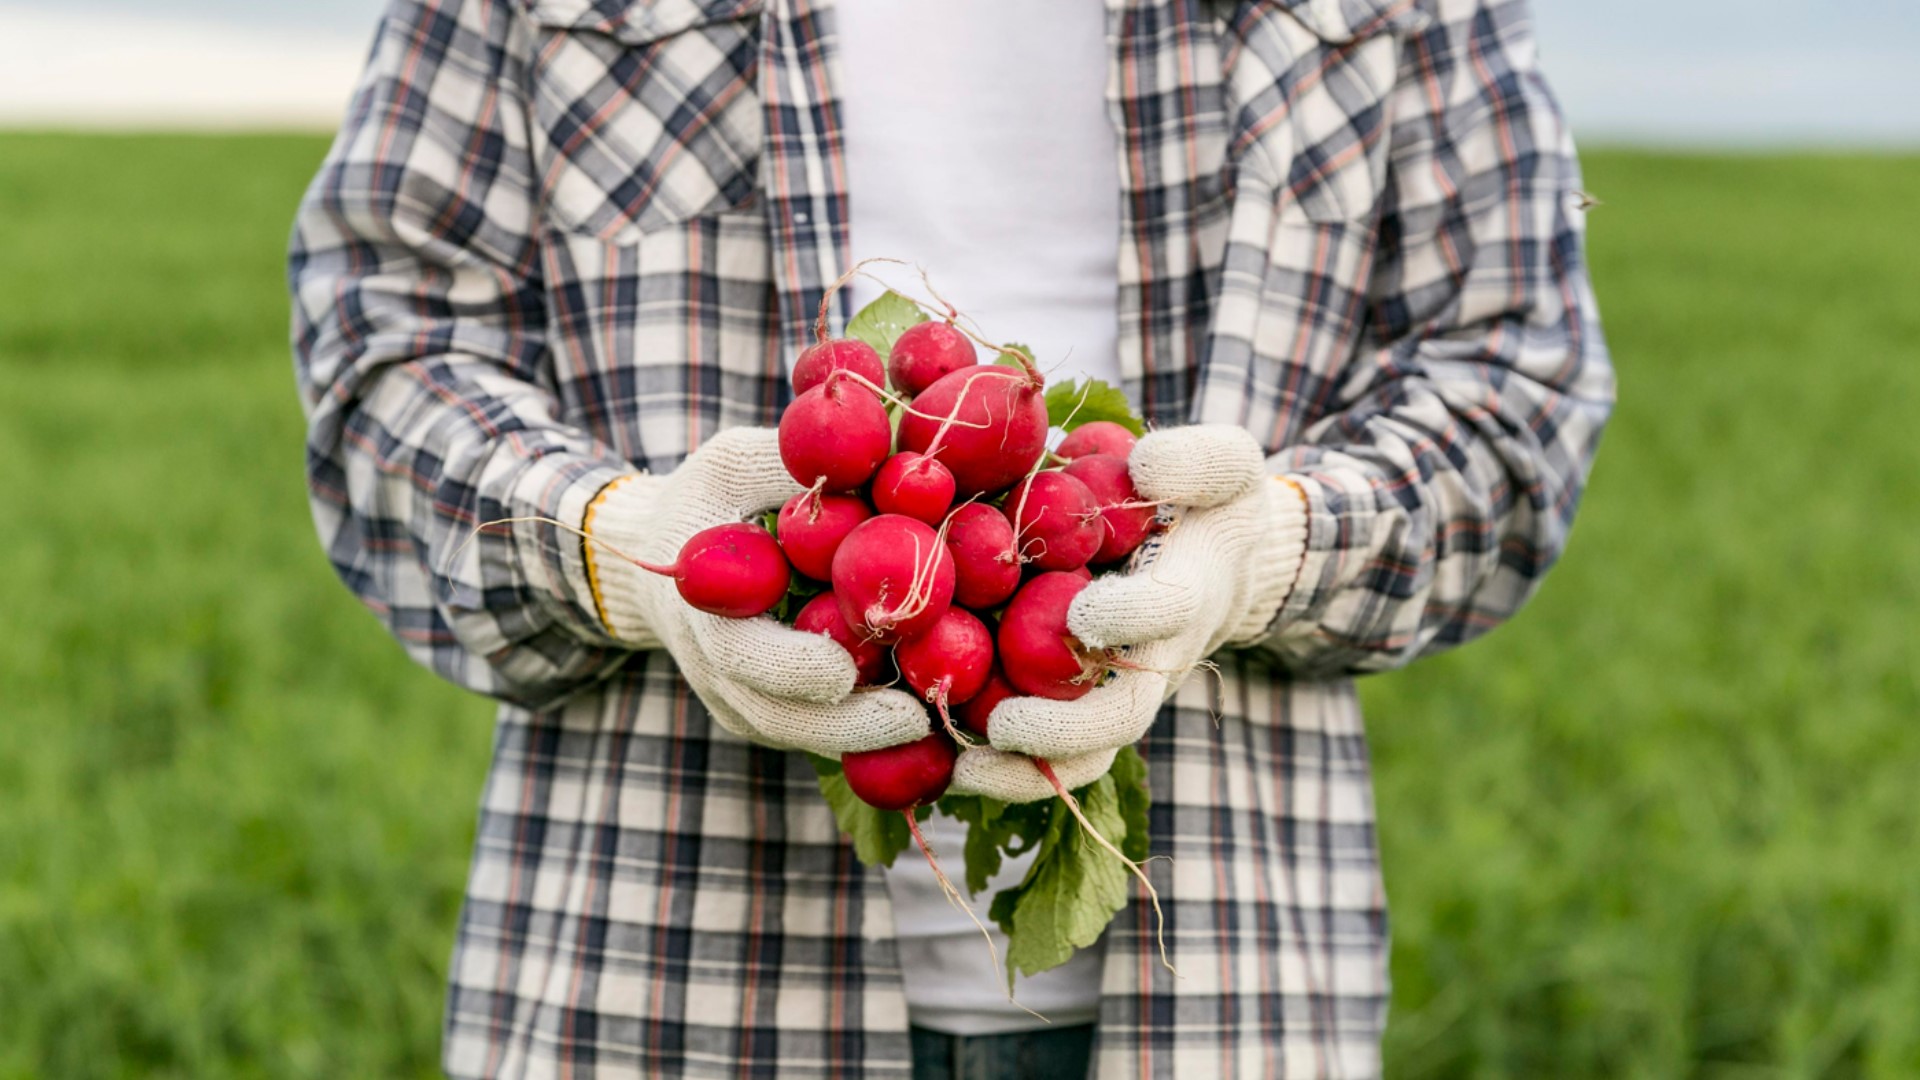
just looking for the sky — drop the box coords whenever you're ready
[0,0,1915,144]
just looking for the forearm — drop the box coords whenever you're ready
[1262,330,1609,673]
[1246,0,1614,674]
[299,341,638,701]
[291,0,639,705]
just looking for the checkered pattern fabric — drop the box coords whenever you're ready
[289,0,1611,1075]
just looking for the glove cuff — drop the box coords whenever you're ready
[571,473,668,649]
[1223,475,1312,646]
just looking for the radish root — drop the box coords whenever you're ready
[909,263,963,323]
[815,256,913,343]
[929,683,977,748]
[860,517,955,639]
[903,811,1049,1023]
[918,372,983,463]
[796,478,830,523]
[448,515,670,579]
[825,369,988,429]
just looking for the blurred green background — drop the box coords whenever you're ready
[1,133,1916,1078]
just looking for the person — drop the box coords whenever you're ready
[289,0,1611,1074]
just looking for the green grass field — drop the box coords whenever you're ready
[1,133,1915,1078]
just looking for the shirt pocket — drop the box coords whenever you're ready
[519,0,764,241]
[1226,12,1398,225]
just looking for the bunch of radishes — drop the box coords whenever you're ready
[625,274,1176,992]
[642,289,1153,813]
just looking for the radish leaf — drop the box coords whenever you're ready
[1111,745,1152,864]
[941,794,1051,896]
[995,772,1132,978]
[1045,378,1146,436]
[846,290,928,357]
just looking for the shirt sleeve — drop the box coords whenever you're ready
[289,0,637,707]
[1257,0,1616,674]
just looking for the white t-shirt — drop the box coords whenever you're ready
[830,0,1123,1036]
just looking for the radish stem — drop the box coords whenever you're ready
[815,256,912,343]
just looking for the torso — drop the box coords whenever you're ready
[833,0,1124,1033]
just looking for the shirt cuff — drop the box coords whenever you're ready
[1261,463,1381,664]
[504,452,645,648]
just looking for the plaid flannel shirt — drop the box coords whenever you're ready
[289,0,1611,1075]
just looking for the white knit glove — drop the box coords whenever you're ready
[571,428,931,754]
[977,424,1310,770]
[948,745,1118,804]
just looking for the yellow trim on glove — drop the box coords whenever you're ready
[581,475,638,635]
[1271,474,1312,617]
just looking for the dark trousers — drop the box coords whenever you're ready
[909,1024,1096,1080]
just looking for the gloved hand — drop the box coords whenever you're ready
[570,427,931,754]
[953,425,1310,798]
[948,745,1118,803]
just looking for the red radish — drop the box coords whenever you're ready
[1004,470,1102,572]
[776,489,872,581]
[1063,565,1093,582]
[778,372,891,492]
[896,365,1048,496]
[1063,453,1156,565]
[896,608,994,707]
[943,502,1021,609]
[998,571,1108,700]
[793,592,889,685]
[955,665,1016,739]
[629,522,791,619]
[1056,421,1137,461]
[842,731,956,810]
[888,322,977,396]
[871,452,956,526]
[793,338,884,395]
[830,514,957,643]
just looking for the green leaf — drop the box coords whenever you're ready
[770,572,824,623]
[1110,745,1153,864]
[986,800,1068,941]
[809,755,912,866]
[942,755,1151,983]
[937,795,1003,895]
[999,774,1133,979]
[987,883,1023,940]
[962,821,1007,898]
[845,290,928,359]
[1044,378,1146,436]
[939,794,1053,896]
